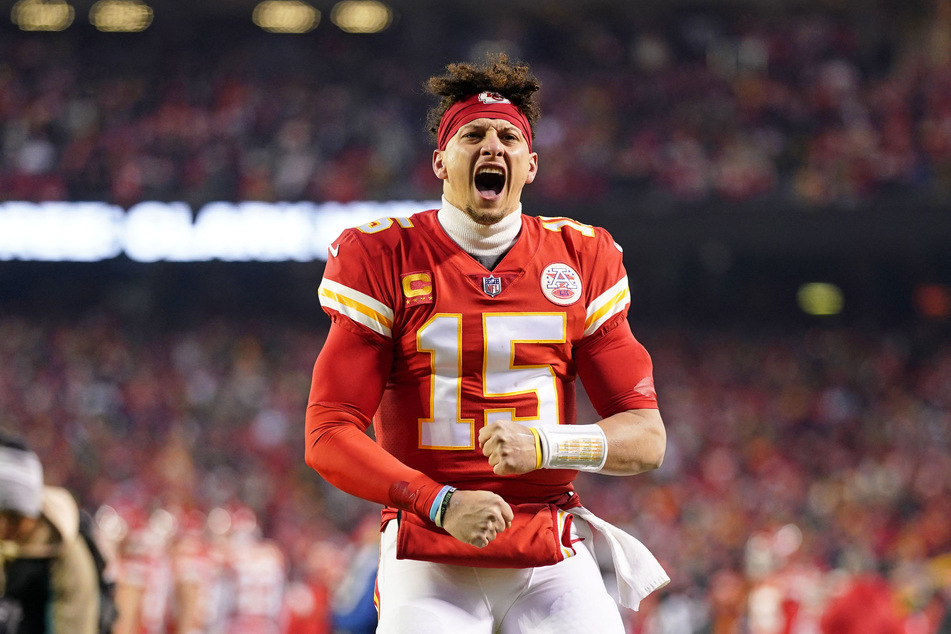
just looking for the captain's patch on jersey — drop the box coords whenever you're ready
[541,263,581,306]
[402,271,434,307]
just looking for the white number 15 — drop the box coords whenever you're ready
[417,313,566,449]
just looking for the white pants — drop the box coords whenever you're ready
[376,517,625,634]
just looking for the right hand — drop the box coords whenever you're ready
[479,420,538,475]
[440,489,514,548]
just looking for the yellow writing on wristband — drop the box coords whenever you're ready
[538,425,608,471]
[528,427,543,470]
[553,439,604,463]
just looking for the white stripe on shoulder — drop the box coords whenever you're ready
[318,278,394,338]
[584,276,631,337]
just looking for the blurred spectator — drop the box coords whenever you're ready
[109,505,176,634]
[819,573,906,634]
[283,538,336,634]
[0,431,107,634]
[330,515,380,634]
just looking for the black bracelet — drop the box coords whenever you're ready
[435,487,456,527]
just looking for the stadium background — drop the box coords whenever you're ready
[1,0,950,631]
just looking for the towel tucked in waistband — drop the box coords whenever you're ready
[570,507,670,611]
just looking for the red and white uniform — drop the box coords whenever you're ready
[306,208,660,632]
[308,208,656,511]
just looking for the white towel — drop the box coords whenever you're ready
[570,507,670,611]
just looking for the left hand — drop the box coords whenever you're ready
[441,489,513,547]
[478,420,538,475]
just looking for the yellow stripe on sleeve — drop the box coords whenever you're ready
[583,276,630,336]
[318,278,394,338]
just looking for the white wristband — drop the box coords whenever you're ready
[536,425,608,472]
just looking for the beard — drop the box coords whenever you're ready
[464,205,512,226]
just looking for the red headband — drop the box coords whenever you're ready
[437,91,533,152]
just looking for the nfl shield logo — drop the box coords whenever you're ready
[483,275,502,297]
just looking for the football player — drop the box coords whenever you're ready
[305,54,669,633]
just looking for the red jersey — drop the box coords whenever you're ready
[316,209,656,504]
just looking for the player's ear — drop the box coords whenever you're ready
[525,152,538,184]
[433,149,448,180]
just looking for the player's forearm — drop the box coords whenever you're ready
[305,402,444,518]
[480,408,665,476]
[596,408,666,475]
[304,324,447,516]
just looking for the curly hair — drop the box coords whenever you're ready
[424,53,541,144]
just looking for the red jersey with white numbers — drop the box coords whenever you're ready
[318,209,656,503]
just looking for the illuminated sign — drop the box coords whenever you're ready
[0,200,438,262]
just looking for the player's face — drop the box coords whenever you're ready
[433,117,538,225]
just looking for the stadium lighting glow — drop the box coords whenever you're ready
[11,0,75,31]
[330,0,393,34]
[89,0,153,32]
[797,282,844,316]
[0,202,123,261]
[206,507,232,536]
[123,202,197,262]
[913,283,951,318]
[0,200,438,262]
[252,0,320,34]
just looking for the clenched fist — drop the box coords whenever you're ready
[478,420,538,476]
[441,489,514,548]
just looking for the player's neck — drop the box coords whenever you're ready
[437,197,522,269]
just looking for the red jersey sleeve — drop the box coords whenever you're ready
[574,318,658,418]
[305,322,445,521]
[306,221,445,521]
[578,226,633,340]
[317,221,403,342]
[568,223,658,416]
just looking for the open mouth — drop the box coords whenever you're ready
[475,167,506,198]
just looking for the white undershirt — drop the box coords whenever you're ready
[436,196,522,270]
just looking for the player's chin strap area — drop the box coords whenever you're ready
[529,425,608,472]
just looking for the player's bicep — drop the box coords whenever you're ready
[309,322,392,419]
[575,319,658,418]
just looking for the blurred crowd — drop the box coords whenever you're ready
[2,1,951,632]
[0,310,378,633]
[0,308,949,632]
[593,325,951,632]
[3,2,951,211]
